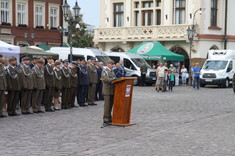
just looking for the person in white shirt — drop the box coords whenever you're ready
[180,65,188,86]
[155,63,165,92]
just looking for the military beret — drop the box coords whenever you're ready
[62,59,69,64]
[9,57,17,62]
[55,62,61,66]
[46,56,53,60]
[22,57,30,61]
[37,59,43,64]
[107,60,115,64]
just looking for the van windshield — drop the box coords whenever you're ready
[131,58,151,68]
[96,56,111,65]
[203,60,228,70]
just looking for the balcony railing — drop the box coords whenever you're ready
[94,25,190,43]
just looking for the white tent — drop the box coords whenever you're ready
[0,40,20,60]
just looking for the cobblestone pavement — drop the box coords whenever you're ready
[0,86,235,156]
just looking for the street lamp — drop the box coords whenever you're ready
[61,0,80,62]
[186,8,204,86]
[24,32,35,46]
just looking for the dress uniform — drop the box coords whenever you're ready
[87,58,98,106]
[69,62,78,107]
[44,56,55,112]
[0,55,7,117]
[101,60,116,124]
[53,62,62,110]
[6,57,21,116]
[19,57,34,114]
[61,60,71,109]
[32,59,45,113]
[77,58,89,106]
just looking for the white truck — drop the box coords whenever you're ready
[200,50,235,87]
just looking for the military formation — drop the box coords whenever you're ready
[0,54,121,124]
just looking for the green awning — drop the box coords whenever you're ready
[128,42,184,61]
[38,42,51,51]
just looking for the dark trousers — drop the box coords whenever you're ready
[96,82,103,100]
[141,74,146,86]
[233,88,235,93]
[88,83,96,104]
[77,85,88,105]
[7,90,19,114]
[69,87,77,106]
[32,89,43,112]
[168,81,174,91]
[44,87,53,110]
[193,77,200,89]
[62,88,70,108]
[21,89,32,113]
[0,91,5,115]
[103,95,114,122]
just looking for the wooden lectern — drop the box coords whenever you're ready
[111,77,137,126]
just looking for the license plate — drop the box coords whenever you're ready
[205,79,213,82]
[152,78,156,80]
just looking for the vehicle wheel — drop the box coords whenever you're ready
[133,77,139,86]
[224,79,230,88]
[200,84,205,87]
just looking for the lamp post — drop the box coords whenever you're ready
[24,32,35,45]
[186,8,204,86]
[60,0,80,63]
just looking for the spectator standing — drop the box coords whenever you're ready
[119,60,126,77]
[180,65,188,86]
[168,70,175,92]
[155,62,165,92]
[140,62,148,86]
[114,63,124,78]
[192,63,201,89]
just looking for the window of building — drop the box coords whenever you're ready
[35,5,43,27]
[142,10,153,26]
[17,3,26,25]
[135,11,139,26]
[211,0,217,26]
[135,2,139,8]
[143,1,153,8]
[175,0,185,24]
[50,7,57,28]
[156,0,161,7]
[113,3,124,27]
[156,10,161,25]
[1,1,10,24]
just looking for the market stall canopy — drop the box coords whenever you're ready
[128,42,184,61]
[20,46,59,60]
[38,42,51,51]
[0,40,20,60]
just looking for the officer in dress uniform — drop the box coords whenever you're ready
[101,60,116,124]
[19,57,34,114]
[53,61,62,110]
[32,59,45,113]
[61,60,71,109]
[77,58,89,107]
[6,57,21,116]
[95,61,103,101]
[0,54,7,117]
[44,56,55,112]
[69,62,78,107]
[88,58,98,106]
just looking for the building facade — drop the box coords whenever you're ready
[0,0,63,46]
[94,0,235,66]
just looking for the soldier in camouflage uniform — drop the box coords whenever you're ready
[61,60,71,109]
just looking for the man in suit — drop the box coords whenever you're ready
[19,57,34,114]
[6,57,21,116]
[32,59,45,113]
[69,62,78,107]
[0,54,7,117]
[29,57,37,68]
[101,60,116,124]
[77,58,89,107]
[44,56,55,112]
[95,61,103,101]
[61,60,71,109]
[88,58,98,106]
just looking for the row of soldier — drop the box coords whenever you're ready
[0,54,105,117]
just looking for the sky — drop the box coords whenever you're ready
[67,0,100,27]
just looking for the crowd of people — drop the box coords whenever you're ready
[0,54,125,121]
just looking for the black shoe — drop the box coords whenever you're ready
[92,103,97,106]
[46,108,55,112]
[38,110,45,113]
[88,103,94,106]
[33,111,40,114]
[0,114,7,118]
[103,121,111,125]
[12,112,20,116]
[79,104,87,107]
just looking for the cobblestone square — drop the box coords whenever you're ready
[0,86,234,156]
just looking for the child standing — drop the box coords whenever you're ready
[168,70,175,92]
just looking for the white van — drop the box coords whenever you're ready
[105,52,156,85]
[49,47,110,65]
[200,50,235,87]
